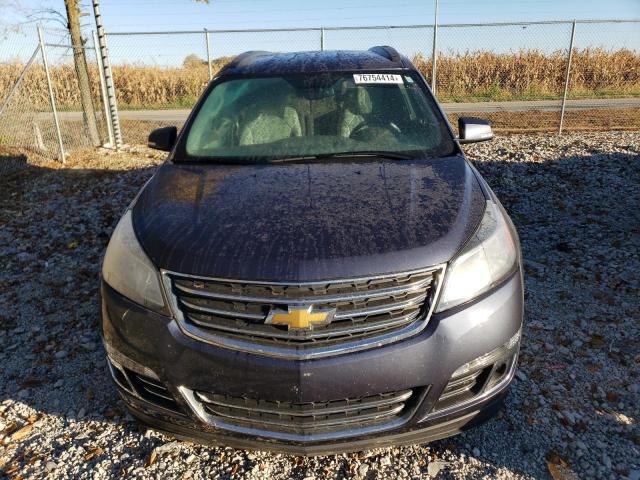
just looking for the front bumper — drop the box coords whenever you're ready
[101,271,523,454]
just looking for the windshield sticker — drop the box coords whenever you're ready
[353,73,403,84]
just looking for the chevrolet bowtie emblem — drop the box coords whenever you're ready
[265,305,336,330]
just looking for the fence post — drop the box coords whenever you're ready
[38,26,66,164]
[431,0,439,95]
[320,28,325,51]
[559,20,576,135]
[92,0,123,149]
[205,28,213,80]
[93,30,115,148]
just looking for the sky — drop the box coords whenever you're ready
[1,0,639,64]
[20,0,640,31]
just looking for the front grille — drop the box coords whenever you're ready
[192,389,416,436]
[163,267,441,355]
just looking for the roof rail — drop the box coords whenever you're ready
[368,45,401,63]
[227,50,271,69]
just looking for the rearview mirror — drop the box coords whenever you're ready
[148,126,177,151]
[457,117,493,144]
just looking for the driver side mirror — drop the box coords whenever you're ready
[457,117,493,144]
[148,126,177,151]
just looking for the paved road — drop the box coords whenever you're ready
[55,97,640,122]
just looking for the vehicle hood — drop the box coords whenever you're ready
[132,156,486,281]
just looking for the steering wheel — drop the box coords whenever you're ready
[349,120,402,139]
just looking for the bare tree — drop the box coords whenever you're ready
[63,0,100,146]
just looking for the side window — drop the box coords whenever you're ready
[187,81,241,151]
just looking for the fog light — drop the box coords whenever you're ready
[427,330,520,416]
[103,340,160,380]
[451,329,520,379]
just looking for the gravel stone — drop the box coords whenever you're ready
[0,132,638,479]
[428,460,449,477]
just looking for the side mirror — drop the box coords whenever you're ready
[148,126,177,151]
[457,117,493,144]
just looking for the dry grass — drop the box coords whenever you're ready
[414,48,640,101]
[1,49,638,110]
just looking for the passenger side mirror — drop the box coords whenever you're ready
[148,126,177,151]
[457,117,493,144]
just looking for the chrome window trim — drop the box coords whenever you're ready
[179,386,430,443]
[160,265,447,360]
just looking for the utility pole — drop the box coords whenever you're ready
[92,0,123,148]
[64,0,101,146]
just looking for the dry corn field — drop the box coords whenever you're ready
[1,48,638,110]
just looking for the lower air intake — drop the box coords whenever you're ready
[192,389,417,436]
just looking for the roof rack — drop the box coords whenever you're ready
[368,46,401,63]
[227,50,271,69]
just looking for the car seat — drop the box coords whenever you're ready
[239,95,302,146]
[339,86,373,138]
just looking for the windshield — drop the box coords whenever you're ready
[181,72,455,162]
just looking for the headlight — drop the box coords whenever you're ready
[102,210,166,312]
[436,200,518,312]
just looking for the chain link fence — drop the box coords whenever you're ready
[0,27,110,168]
[1,20,639,158]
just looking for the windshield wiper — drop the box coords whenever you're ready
[270,151,418,163]
[327,151,418,160]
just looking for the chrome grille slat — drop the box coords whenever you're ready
[179,299,265,320]
[191,388,415,434]
[333,293,427,319]
[447,370,483,389]
[172,276,433,305]
[439,383,477,401]
[203,404,406,429]
[195,390,413,416]
[140,386,175,402]
[187,310,422,341]
[162,266,444,358]
[136,375,165,389]
[179,292,427,321]
[173,268,431,286]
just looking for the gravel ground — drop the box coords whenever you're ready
[0,132,638,479]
